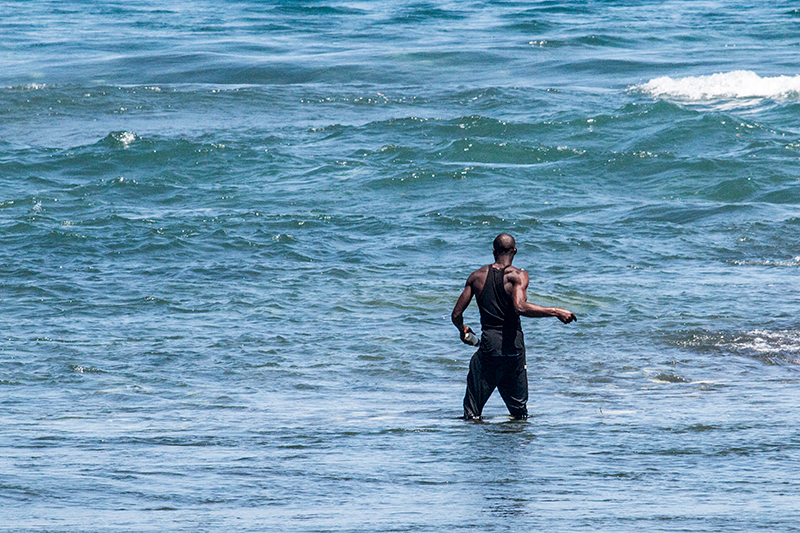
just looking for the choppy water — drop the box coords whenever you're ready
[2,1,800,531]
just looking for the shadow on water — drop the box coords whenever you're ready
[456,417,541,521]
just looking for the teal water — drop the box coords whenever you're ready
[3,1,800,531]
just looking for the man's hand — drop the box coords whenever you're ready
[554,308,577,324]
[460,326,475,344]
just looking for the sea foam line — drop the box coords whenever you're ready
[634,70,800,100]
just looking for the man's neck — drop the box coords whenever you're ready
[492,256,513,269]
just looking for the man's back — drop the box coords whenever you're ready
[473,264,525,357]
[466,264,523,299]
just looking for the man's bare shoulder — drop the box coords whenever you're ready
[504,266,529,284]
[467,265,490,282]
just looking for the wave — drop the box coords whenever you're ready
[729,258,800,268]
[677,329,800,366]
[634,71,800,101]
[103,131,138,148]
[6,83,48,90]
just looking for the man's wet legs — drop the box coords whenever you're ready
[464,352,528,419]
[496,354,528,419]
[463,351,496,419]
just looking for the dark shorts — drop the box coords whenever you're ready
[463,350,528,419]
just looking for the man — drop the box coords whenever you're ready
[451,233,576,420]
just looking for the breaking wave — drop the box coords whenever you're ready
[634,70,800,101]
[678,329,800,366]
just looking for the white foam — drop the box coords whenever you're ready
[730,258,800,267]
[119,131,136,147]
[634,70,800,101]
[8,83,47,90]
[739,329,800,355]
[108,131,137,148]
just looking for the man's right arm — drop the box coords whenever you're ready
[511,270,577,324]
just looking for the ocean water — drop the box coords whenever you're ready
[2,1,800,531]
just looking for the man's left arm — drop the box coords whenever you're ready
[451,280,476,342]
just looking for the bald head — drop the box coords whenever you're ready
[493,233,517,258]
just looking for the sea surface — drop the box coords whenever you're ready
[2,1,800,531]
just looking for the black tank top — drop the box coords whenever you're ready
[476,266,525,356]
